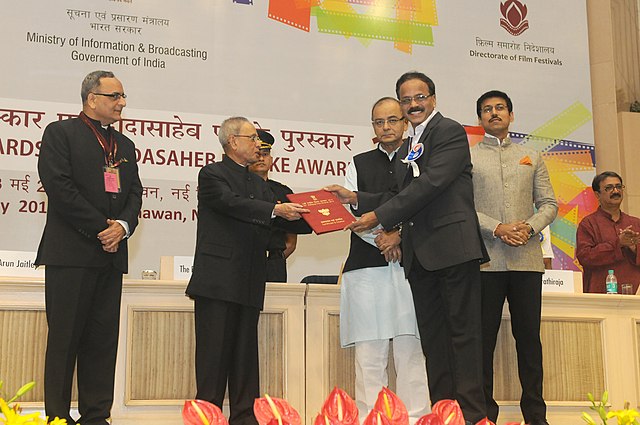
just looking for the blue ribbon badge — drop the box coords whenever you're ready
[402,143,424,177]
[405,143,424,162]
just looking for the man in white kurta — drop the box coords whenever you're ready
[340,97,429,423]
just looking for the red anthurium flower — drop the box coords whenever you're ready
[372,387,409,425]
[431,400,465,425]
[321,387,359,425]
[266,419,290,425]
[415,413,445,425]
[182,399,228,425]
[254,394,301,425]
[362,410,394,425]
[475,418,496,425]
[314,413,339,425]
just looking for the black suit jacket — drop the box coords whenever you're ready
[359,112,488,272]
[35,117,142,273]
[186,155,308,309]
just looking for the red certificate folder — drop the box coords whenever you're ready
[286,190,356,234]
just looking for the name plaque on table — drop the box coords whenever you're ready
[0,250,43,278]
[286,190,355,234]
[542,269,576,293]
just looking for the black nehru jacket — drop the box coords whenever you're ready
[266,179,293,253]
[343,146,404,273]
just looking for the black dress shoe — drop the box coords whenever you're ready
[530,420,550,425]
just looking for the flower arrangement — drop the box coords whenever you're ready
[0,380,67,425]
[182,399,227,425]
[254,394,301,425]
[188,387,640,425]
[185,388,575,425]
[582,392,640,425]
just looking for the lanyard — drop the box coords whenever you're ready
[79,112,118,166]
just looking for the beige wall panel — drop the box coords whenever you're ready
[0,309,79,404]
[0,309,48,402]
[4,279,640,424]
[127,310,284,402]
[128,310,196,401]
[258,312,285,398]
[587,0,615,65]
[590,61,618,107]
[626,197,640,219]
[493,319,604,402]
[611,0,640,111]
[619,112,640,205]
[636,320,640,409]
[327,313,355,398]
[592,103,622,172]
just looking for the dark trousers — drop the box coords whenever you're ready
[481,271,546,423]
[194,297,260,425]
[44,265,123,425]
[408,259,486,423]
[266,252,287,283]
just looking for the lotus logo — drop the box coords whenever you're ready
[500,0,529,36]
[319,208,330,216]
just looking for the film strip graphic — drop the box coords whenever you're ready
[235,0,438,54]
[518,135,596,271]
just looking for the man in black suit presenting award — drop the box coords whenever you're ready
[326,71,488,423]
[36,70,143,425]
[187,117,309,425]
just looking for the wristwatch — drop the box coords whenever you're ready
[526,223,535,239]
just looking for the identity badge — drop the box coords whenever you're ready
[104,166,121,193]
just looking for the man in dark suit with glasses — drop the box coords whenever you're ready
[36,70,142,425]
[326,71,489,424]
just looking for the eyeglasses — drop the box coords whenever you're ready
[481,104,508,115]
[234,134,259,142]
[602,184,625,193]
[91,92,127,101]
[399,94,433,105]
[372,117,405,128]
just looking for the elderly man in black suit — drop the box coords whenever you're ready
[326,71,488,424]
[186,117,309,425]
[36,70,143,425]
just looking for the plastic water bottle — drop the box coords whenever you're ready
[606,270,618,294]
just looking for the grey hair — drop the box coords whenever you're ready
[371,97,401,120]
[218,116,251,149]
[81,70,115,103]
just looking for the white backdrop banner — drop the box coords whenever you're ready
[0,0,593,280]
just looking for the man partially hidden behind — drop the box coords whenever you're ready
[248,129,303,282]
[470,90,557,425]
[186,117,309,425]
[577,171,640,293]
[341,97,430,423]
[36,70,143,425]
